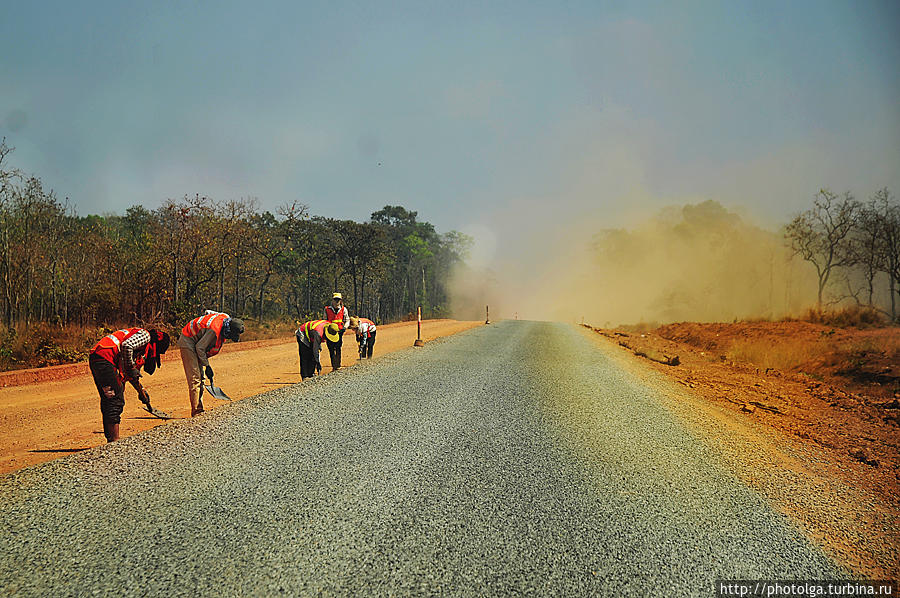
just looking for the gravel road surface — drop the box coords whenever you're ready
[0,321,839,596]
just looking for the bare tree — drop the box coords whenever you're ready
[850,196,887,307]
[213,198,256,313]
[0,139,20,325]
[870,188,900,321]
[276,200,312,318]
[785,189,861,309]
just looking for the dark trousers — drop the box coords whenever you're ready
[358,331,376,359]
[326,330,344,369]
[298,341,317,380]
[89,353,125,429]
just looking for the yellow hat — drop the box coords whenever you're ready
[348,316,360,329]
[324,322,340,342]
[332,293,343,300]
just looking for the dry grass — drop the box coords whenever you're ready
[792,306,887,329]
[0,322,101,370]
[725,338,822,372]
[620,321,661,334]
[849,334,900,355]
[237,319,299,342]
[724,329,900,376]
[833,336,900,376]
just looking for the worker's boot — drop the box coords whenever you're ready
[192,397,204,417]
[103,423,119,443]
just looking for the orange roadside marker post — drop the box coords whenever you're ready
[414,306,424,347]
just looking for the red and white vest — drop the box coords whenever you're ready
[91,328,147,368]
[357,318,376,335]
[181,312,228,357]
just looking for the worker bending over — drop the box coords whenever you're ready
[348,316,377,359]
[177,311,244,416]
[89,328,170,442]
[324,292,350,370]
[296,319,340,380]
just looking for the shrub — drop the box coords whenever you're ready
[799,306,886,329]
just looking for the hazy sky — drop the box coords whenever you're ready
[2,1,898,236]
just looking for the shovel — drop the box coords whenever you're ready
[203,372,232,400]
[142,404,171,419]
[136,386,170,419]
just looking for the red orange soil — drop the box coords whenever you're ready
[0,319,479,475]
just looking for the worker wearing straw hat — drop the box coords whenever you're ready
[296,319,340,380]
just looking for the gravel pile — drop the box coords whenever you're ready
[0,321,838,596]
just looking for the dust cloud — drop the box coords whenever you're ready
[451,200,818,326]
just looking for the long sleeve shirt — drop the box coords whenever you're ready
[176,328,219,368]
[357,321,376,339]
[120,329,151,377]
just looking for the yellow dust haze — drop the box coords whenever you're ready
[452,200,818,326]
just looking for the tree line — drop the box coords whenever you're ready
[785,188,899,321]
[0,140,471,330]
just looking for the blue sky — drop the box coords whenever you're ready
[2,1,898,237]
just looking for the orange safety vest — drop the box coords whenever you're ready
[358,318,376,332]
[299,319,328,342]
[181,312,228,357]
[325,305,347,329]
[91,328,147,368]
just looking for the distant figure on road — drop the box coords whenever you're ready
[348,316,377,359]
[296,319,340,380]
[177,311,244,417]
[89,328,170,442]
[324,292,350,370]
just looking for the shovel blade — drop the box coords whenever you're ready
[143,405,171,420]
[204,384,232,400]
